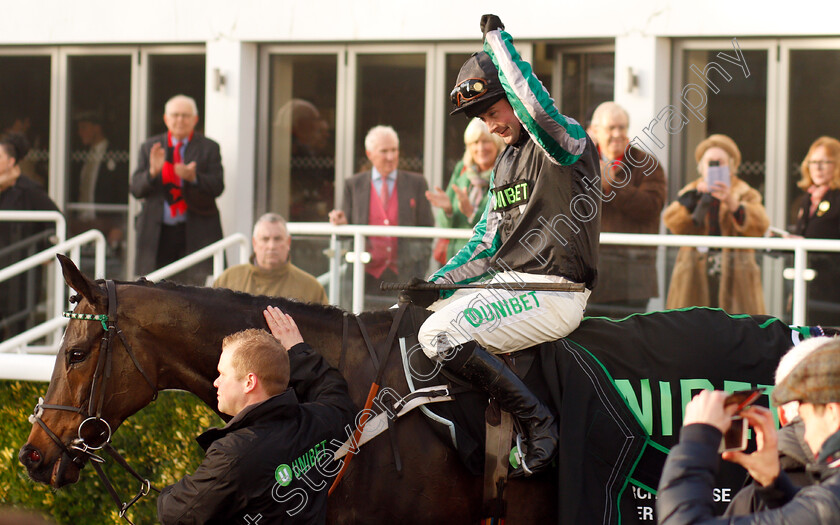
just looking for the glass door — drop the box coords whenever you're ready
[778,41,840,325]
[670,40,781,319]
[0,51,55,339]
[65,53,132,279]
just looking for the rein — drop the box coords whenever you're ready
[29,280,159,524]
[329,302,408,495]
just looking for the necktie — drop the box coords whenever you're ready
[381,178,389,208]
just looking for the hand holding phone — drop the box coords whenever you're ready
[719,388,766,452]
[706,159,731,189]
[721,405,781,487]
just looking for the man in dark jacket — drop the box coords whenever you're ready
[130,94,224,284]
[657,337,840,524]
[157,306,356,524]
[585,101,666,318]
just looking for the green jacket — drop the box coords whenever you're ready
[436,160,492,260]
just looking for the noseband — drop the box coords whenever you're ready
[28,280,159,524]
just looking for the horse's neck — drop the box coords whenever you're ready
[150,289,348,406]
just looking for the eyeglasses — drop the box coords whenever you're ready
[808,160,836,168]
[450,78,488,108]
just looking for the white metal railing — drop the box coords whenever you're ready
[144,233,251,283]
[0,210,66,244]
[4,225,839,381]
[0,232,248,381]
[600,233,840,326]
[286,223,472,313]
[0,229,106,358]
[286,223,840,322]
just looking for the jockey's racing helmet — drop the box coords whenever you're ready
[449,51,507,118]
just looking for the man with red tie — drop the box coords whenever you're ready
[130,94,224,284]
[329,125,434,299]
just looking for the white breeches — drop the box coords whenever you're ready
[417,271,590,359]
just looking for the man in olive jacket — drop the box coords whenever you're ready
[157,307,356,524]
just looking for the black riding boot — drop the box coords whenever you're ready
[440,342,557,476]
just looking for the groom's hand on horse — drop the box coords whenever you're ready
[264,306,304,350]
[399,277,439,308]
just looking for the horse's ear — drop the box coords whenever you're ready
[57,254,105,305]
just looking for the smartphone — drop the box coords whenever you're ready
[707,159,731,188]
[719,415,749,453]
[165,144,175,164]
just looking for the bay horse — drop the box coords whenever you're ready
[19,255,554,524]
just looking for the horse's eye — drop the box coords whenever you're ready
[68,350,87,364]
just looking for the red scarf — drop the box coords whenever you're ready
[161,131,193,218]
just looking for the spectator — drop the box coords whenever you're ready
[328,125,433,300]
[214,213,328,304]
[130,94,224,285]
[70,110,129,275]
[273,99,333,223]
[791,136,840,327]
[425,118,503,264]
[157,307,356,524]
[71,110,128,218]
[585,102,666,319]
[663,134,768,314]
[0,132,60,339]
[725,336,834,515]
[657,336,840,523]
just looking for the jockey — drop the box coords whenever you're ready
[405,15,600,475]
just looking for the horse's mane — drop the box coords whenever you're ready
[105,277,394,325]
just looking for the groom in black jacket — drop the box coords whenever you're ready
[157,306,356,524]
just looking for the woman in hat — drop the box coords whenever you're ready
[664,134,769,314]
[791,136,840,326]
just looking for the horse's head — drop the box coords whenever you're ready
[19,255,160,488]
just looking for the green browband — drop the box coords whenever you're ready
[63,311,109,332]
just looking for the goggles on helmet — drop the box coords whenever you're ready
[450,78,488,108]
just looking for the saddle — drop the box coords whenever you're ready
[397,304,540,519]
[332,303,539,520]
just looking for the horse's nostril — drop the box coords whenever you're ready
[27,449,41,464]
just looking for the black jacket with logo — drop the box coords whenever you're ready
[157,343,356,524]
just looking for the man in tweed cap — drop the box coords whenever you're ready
[656,337,840,523]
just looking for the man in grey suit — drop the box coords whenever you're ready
[329,125,433,299]
[130,94,224,285]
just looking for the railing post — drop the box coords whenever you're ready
[213,250,224,279]
[792,245,807,326]
[329,234,341,306]
[94,235,106,279]
[353,232,365,313]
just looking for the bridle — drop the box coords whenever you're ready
[28,280,159,524]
